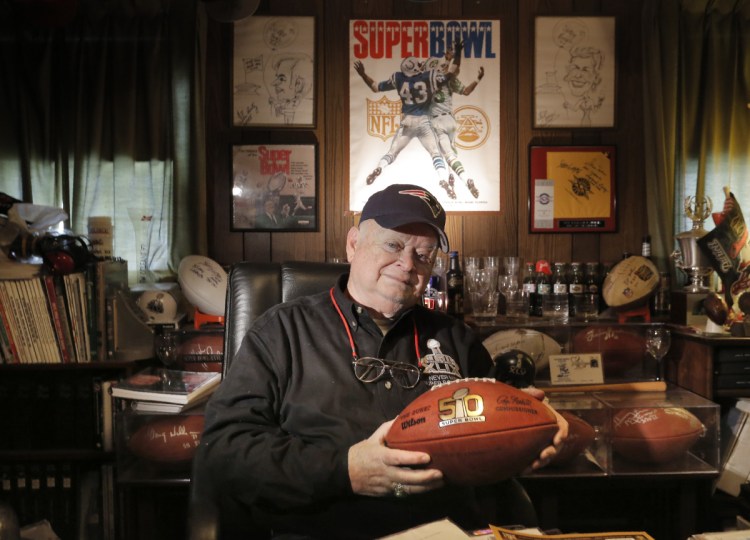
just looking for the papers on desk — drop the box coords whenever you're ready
[490,525,655,539]
[377,520,656,540]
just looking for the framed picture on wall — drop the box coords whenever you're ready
[533,16,616,129]
[529,145,616,232]
[348,19,502,213]
[232,16,316,128]
[231,143,318,232]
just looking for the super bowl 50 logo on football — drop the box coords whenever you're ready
[438,386,486,427]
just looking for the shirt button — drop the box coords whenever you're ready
[350,320,357,328]
[384,381,392,390]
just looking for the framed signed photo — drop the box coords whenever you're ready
[529,145,616,233]
[231,143,318,231]
[533,16,616,128]
[233,16,316,127]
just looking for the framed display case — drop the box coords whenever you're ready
[529,145,617,233]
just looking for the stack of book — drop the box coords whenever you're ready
[0,258,142,364]
[110,367,221,413]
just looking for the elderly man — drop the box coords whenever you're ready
[194,183,567,539]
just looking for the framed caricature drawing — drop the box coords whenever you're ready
[533,16,616,129]
[232,144,318,232]
[233,16,315,128]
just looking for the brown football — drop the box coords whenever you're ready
[385,378,558,486]
[127,414,205,464]
[611,407,704,464]
[571,326,646,376]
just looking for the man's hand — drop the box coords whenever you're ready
[521,387,569,472]
[349,420,444,497]
[477,66,485,80]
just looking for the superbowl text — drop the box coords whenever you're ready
[258,146,292,175]
[351,20,497,60]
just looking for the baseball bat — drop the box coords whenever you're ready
[536,381,667,393]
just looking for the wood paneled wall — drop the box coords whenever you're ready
[206,0,647,268]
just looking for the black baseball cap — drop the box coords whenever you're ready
[360,184,449,252]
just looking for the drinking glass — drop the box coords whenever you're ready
[432,254,447,277]
[505,290,530,320]
[542,293,569,322]
[464,256,481,274]
[470,290,500,324]
[645,326,671,381]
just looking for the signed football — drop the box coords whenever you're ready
[602,255,659,310]
[611,407,704,464]
[178,255,228,316]
[385,378,558,486]
[571,326,646,377]
[127,414,205,464]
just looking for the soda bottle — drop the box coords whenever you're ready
[521,262,536,316]
[532,260,551,316]
[446,251,464,319]
[552,262,568,294]
[568,262,584,316]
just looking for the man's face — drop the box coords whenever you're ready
[346,220,438,317]
[563,55,597,97]
[272,59,297,101]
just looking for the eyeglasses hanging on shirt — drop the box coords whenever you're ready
[329,288,422,389]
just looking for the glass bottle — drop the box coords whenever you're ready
[584,262,600,295]
[552,262,568,294]
[652,271,672,319]
[568,262,584,316]
[522,262,536,316]
[446,251,464,319]
[422,274,439,310]
[533,260,551,316]
[641,234,652,260]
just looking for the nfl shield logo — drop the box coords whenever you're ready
[366,96,401,141]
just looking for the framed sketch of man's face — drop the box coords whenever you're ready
[233,16,316,128]
[533,16,616,129]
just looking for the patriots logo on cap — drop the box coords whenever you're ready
[398,189,444,218]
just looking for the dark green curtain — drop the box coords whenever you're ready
[0,0,206,282]
[642,0,750,280]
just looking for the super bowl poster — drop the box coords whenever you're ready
[349,19,501,212]
[231,144,317,232]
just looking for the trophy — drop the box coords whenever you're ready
[672,195,714,292]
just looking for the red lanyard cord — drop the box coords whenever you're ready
[329,287,421,367]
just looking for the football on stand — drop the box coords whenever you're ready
[385,378,558,486]
[547,411,596,467]
[611,407,704,464]
[176,331,224,372]
[602,255,659,310]
[571,326,646,377]
[127,414,205,464]
[178,255,228,317]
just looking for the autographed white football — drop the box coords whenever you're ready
[178,255,228,316]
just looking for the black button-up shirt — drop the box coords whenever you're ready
[198,274,495,539]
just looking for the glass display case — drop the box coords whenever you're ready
[115,407,204,484]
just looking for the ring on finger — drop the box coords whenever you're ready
[392,482,408,498]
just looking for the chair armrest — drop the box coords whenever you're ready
[187,497,219,540]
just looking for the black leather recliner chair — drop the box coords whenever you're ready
[187,260,538,540]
